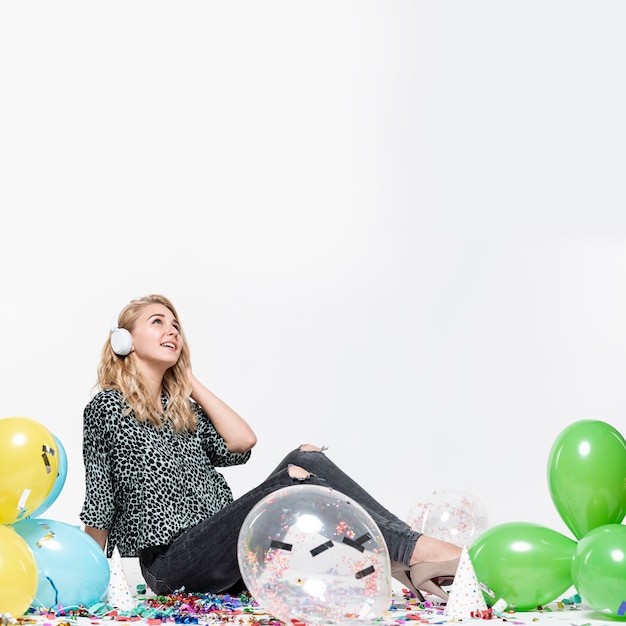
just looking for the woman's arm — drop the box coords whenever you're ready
[187,367,257,453]
[84,525,109,552]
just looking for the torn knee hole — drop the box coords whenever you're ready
[288,464,311,481]
[299,444,323,452]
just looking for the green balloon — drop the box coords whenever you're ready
[547,420,626,539]
[469,522,576,611]
[572,524,626,619]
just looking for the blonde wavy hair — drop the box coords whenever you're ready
[96,294,197,432]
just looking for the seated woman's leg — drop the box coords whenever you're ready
[139,462,324,594]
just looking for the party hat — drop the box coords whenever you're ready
[105,546,136,610]
[443,545,488,619]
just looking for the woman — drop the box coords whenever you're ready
[80,294,461,600]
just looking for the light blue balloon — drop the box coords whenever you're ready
[12,518,109,609]
[29,434,68,519]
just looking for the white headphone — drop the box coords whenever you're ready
[110,310,132,356]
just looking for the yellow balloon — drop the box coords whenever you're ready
[0,524,38,616]
[0,417,60,524]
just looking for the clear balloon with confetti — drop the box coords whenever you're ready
[238,484,391,625]
[407,489,488,547]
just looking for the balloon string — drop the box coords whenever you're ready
[46,575,60,607]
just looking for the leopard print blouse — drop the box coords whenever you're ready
[80,388,251,557]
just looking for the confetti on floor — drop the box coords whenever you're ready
[1,588,611,626]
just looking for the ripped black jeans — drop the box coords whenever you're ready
[139,445,421,594]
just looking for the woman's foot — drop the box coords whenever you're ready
[391,558,459,602]
[409,535,462,566]
[399,535,462,601]
[390,561,425,601]
[409,558,460,601]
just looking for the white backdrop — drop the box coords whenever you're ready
[1,1,625,546]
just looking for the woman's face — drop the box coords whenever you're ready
[129,303,183,368]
